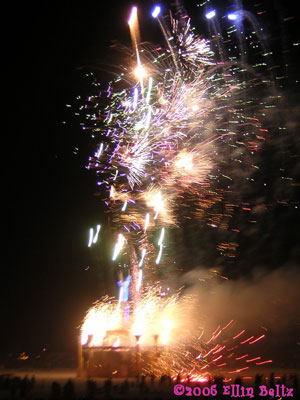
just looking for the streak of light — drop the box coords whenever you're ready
[128,6,137,26]
[256,360,272,365]
[95,143,104,158]
[138,248,147,267]
[249,334,265,344]
[233,330,246,339]
[228,367,249,374]
[155,244,163,264]
[118,286,124,306]
[205,10,216,20]
[146,77,153,104]
[132,87,139,110]
[93,224,101,244]
[240,336,254,344]
[88,228,94,248]
[144,213,150,231]
[158,227,165,246]
[121,200,128,212]
[235,354,248,360]
[112,233,126,261]
[136,269,143,291]
[246,357,261,363]
[151,5,161,18]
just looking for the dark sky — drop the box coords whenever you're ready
[4,0,300,359]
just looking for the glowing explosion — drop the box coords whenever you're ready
[79,4,275,378]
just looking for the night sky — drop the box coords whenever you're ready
[4,0,300,363]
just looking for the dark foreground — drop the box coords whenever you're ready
[0,369,299,399]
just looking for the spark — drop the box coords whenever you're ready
[236,354,248,360]
[233,330,246,339]
[205,10,216,20]
[144,213,150,231]
[93,224,101,244]
[95,143,104,158]
[246,356,261,363]
[158,227,165,246]
[121,200,128,212]
[132,87,139,110]
[136,269,143,291]
[152,6,161,18]
[112,233,126,261]
[156,244,163,264]
[256,360,272,365]
[248,334,265,344]
[88,228,94,248]
[88,224,101,247]
[138,248,147,267]
[240,336,254,344]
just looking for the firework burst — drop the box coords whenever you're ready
[79,4,275,378]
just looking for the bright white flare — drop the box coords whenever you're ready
[128,6,138,26]
[151,6,161,18]
[205,10,216,20]
[112,233,126,261]
[175,151,194,171]
[88,224,101,247]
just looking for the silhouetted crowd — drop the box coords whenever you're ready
[0,372,298,399]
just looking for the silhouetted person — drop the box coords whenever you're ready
[103,378,112,395]
[51,381,61,399]
[10,379,17,400]
[86,379,97,399]
[121,379,129,394]
[254,374,263,396]
[11,376,21,399]
[269,372,275,388]
[139,375,149,393]
[160,375,168,387]
[63,379,75,400]
[20,375,30,399]
[30,376,36,391]
[214,376,224,399]
[150,375,155,385]
[282,374,287,385]
[291,374,299,393]
[113,383,118,393]
[135,374,140,384]
[234,376,242,385]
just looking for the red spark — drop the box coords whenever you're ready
[235,354,248,360]
[233,329,246,339]
[249,334,265,344]
[246,357,261,363]
[256,360,273,365]
[240,336,254,344]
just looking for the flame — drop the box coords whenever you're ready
[81,300,123,346]
[81,288,178,347]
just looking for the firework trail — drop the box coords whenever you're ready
[80,4,275,377]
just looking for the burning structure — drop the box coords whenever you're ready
[78,329,169,378]
[78,286,175,378]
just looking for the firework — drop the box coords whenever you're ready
[79,3,274,378]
